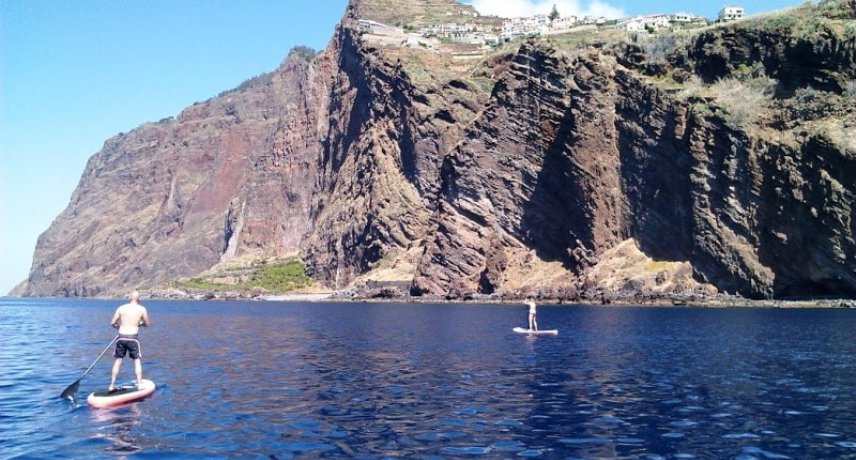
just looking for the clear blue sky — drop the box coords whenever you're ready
[0,0,800,295]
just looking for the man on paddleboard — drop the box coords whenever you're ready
[108,291,150,392]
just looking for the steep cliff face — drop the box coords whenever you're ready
[611,4,856,298]
[410,1,855,299]
[301,9,491,289]
[411,47,627,295]
[19,0,856,299]
[24,54,327,296]
[301,27,435,288]
[614,67,855,298]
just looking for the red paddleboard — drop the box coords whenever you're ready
[513,327,559,336]
[87,379,156,408]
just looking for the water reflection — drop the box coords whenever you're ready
[90,403,143,455]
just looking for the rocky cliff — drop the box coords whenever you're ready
[22,51,327,296]
[17,0,856,299]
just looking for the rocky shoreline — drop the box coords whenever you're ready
[136,286,856,308]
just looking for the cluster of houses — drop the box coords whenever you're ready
[418,21,502,46]
[613,5,744,32]
[356,5,746,48]
[615,12,706,32]
[615,5,744,32]
[499,14,608,40]
[410,14,616,45]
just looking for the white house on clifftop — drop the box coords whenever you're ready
[718,5,745,21]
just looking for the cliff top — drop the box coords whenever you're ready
[347,0,480,28]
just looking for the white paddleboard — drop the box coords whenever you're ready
[513,327,558,336]
[87,379,156,408]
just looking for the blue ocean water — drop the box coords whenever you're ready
[1,297,855,459]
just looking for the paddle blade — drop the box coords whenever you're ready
[60,379,80,401]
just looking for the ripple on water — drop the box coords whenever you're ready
[318,405,348,416]
[276,441,337,454]
[325,428,348,439]
[471,422,489,431]
[456,406,482,415]
[559,437,610,444]
[442,417,470,427]
[724,433,763,439]
[669,420,699,428]
[496,419,524,427]
[414,431,467,442]
[386,384,407,395]
[593,415,627,425]
[441,446,491,456]
[289,418,321,431]
[490,439,525,451]
[452,388,472,397]
[740,446,792,459]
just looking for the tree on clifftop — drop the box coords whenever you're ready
[549,4,560,21]
[289,45,317,62]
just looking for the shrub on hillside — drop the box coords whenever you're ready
[816,0,855,19]
[289,45,318,62]
[709,76,777,128]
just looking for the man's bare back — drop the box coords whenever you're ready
[111,297,150,335]
[109,291,150,390]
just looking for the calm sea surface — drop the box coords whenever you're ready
[1,298,855,459]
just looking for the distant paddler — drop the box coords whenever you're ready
[527,299,538,331]
[512,299,557,335]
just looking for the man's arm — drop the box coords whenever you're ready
[140,307,151,327]
[110,308,121,329]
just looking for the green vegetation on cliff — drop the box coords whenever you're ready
[176,258,313,294]
[249,259,313,291]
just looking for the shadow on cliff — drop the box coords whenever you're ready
[616,104,694,264]
[519,105,592,270]
[319,28,371,178]
[756,137,856,298]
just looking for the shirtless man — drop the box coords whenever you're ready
[109,291,150,391]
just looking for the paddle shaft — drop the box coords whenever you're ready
[80,335,119,379]
[61,336,118,399]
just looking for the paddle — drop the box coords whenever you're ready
[60,336,118,401]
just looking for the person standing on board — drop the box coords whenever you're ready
[527,299,538,331]
[108,290,150,391]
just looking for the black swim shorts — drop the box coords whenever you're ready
[114,335,142,359]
